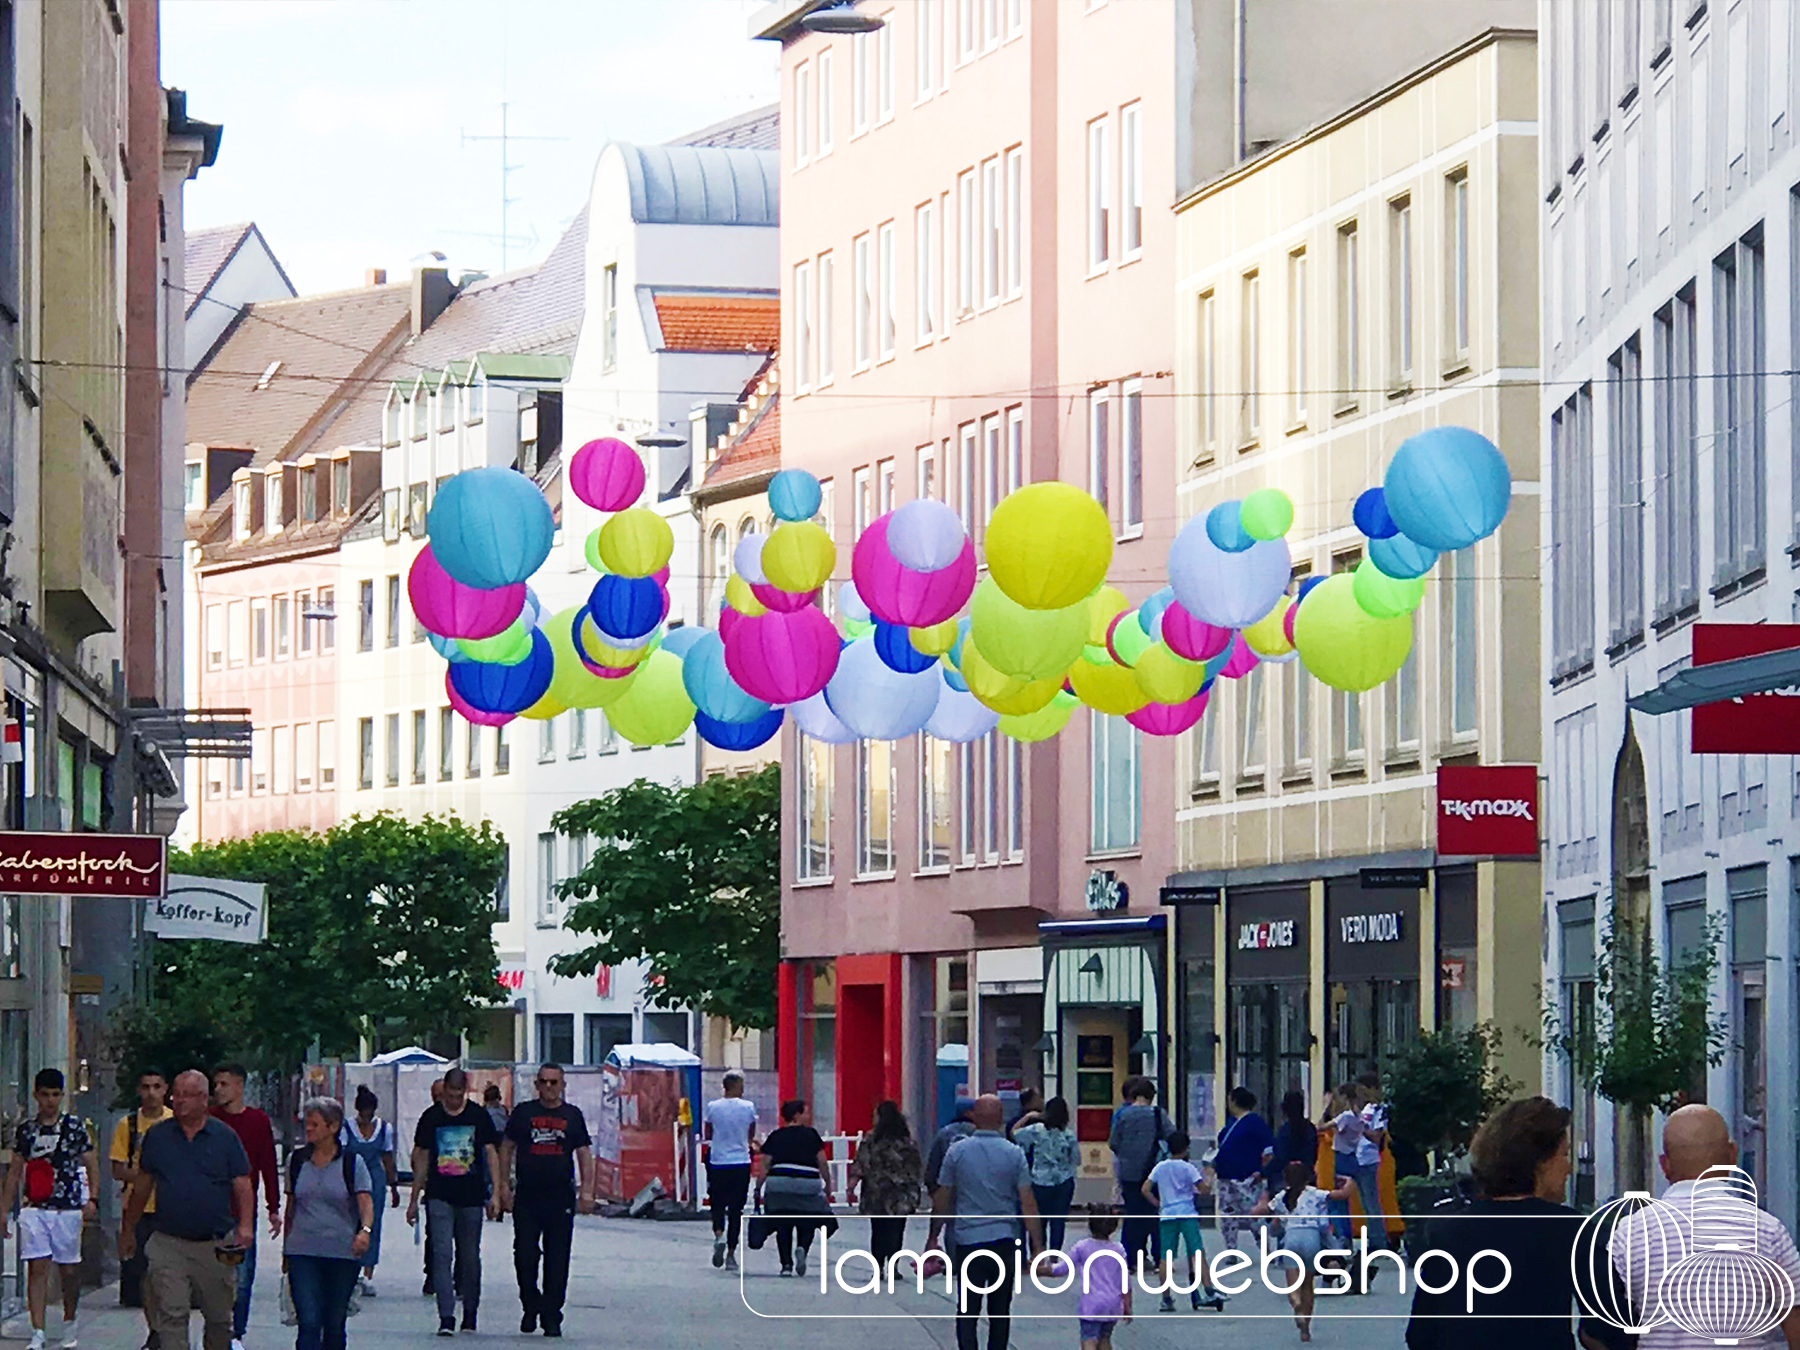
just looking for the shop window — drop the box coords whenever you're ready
[796,962,838,1132]
[1436,868,1479,1032]
[536,1014,574,1066]
[644,1012,690,1049]
[586,1014,631,1065]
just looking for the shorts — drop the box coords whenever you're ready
[1158,1216,1204,1259]
[1282,1226,1324,1262]
[19,1207,83,1264]
[1079,1319,1119,1342]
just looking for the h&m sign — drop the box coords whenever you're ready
[1237,919,1297,950]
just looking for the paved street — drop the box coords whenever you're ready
[43,1217,1418,1350]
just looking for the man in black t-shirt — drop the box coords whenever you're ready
[408,1068,504,1336]
[501,1064,593,1338]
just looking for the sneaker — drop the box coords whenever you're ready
[521,1314,537,1335]
[461,1312,477,1333]
[779,1266,794,1278]
[712,1235,726,1268]
[230,1340,245,1350]
[542,1328,562,1340]
[724,1251,738,1271]
[59,1320,77,1349]
[1203,1293,1228,1312]
[437,1320,455,1337]
[28,1331,46,1350]
[361,1278,377,1299]
[1160,1293,1176,1313]
[795,1248,809,1278]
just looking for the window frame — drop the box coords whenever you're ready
[1086,115,1111,273]
[1121,101,1143,260]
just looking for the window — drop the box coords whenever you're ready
[408,710,426,784]
[1240,271,1260,443]
[465,380,485,424]
[1283,569,1313,773]
[1121,102,1142,257]
[878,221,896,359]
[853,233,872,368]
[1653,286,1699,620]
[1713,232,1765,588]
[1608,337,1645,648]
[251,727,268,795]
[273,595,291,660]
[982,155,1001,305]
[917,442,938,499]
[466,721,482,778]
[495,724,510,775]
[1384,613,1419,755]
[439,707,455,780]
[877,457,895,516]
[385,575,401,648]
[357,580,374,652]
[981,730,999,859]
[271,725,289,795]
[1446,171,1470,358]
[1087,116,1111,270]
[331,460,350,515]
[1004,146,1023,296]
[1121,380,1142,532]
[853,28,872,133]
[957,423,977,527]
[794,260,814,390]
[568,832,591,886]
[437,387,455,433]
[225,599,245,667]
[920,736,952,870]
[537,832,559,925]
[317,586,335,651]
[596,712,618,754]
[383,397,401,446]
[1550,387,1596,679]
[535,1014,573,1066]
[877,11,895,122]
[537,714,556,764]
[1773,0,1790,135]
[1089,714,1140,851]
[1691,46,1708,209]
[1389,196,1413,386]
[357,717,374,790]
[295,721,314,792]
[1238,665,1267,780]
[1005,405,1023,495]
[1447,547,1478,737]
[959,0,976,61]
[601,264,618,372]
[818,48,835,154]
[205,604,222,670]
[1331,553,1364,762]
[1007,0,1022,35]
[318,720,335,787]
[852,466,872,537]
[407,482,427,538]
[818,251,836,384]
[1005,738,1023,858]
[914,201,936,343]
[568,708,587,758]
[184,462,204,512]
[916,0,936,98]
[247,599,266,664]
[229,757,245,797]
[1088,388,1110,517]
[1336,221,1359,405]
[298,468,316,523]
[958,743,977,862]
[795,61,811,168]
[980,417,1001,526]
[264,474,282,535]
[857,739,895,876]
[797,732,832,879]
[234,479,251,540]
[382,713,399,787]
[1197,290,1217,459]
[708,524,729,615]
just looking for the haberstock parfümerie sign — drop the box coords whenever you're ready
[0,831,166,897]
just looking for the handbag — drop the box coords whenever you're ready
[1201,1113,1241,1170]
[745,1205,769,1252]
[279,1266,362,1325]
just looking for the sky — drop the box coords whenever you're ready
[162,0,782,294]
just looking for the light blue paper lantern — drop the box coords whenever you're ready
[1138,586,1175,642]
[824,636,942,739]
[886,498,967,573]
[1205,501,1255,553]
[1382,426,1511,552]
[429,630,472,664]
[681,630,774,724]
[1367,530,1439,581]
[659,625,706,659]
[768,469,824,524]
[1168,518,1291,629]
[790,690,859,744]
[426,466,554,589]
[924,678,1000,743]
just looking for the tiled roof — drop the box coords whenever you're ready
[674,104,780,152]
[652,293,779,353]
[184,222,253,308]
[697,352,779,501]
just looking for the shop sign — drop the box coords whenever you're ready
[1160,884,1221,906]
[1691,624,1800,753]
[147,875,266,943]
[1339,911,1404,944]
[1085,870,1129,912]
[0,831,165,897]
[497,969,525,991]
[1436,765,1539,857]
[1440,957,1466,990]
[1360,867,1428,890]
[1237,919,1297,950]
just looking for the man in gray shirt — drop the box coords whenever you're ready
[932,1095,1041,1350]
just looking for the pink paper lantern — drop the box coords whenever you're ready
[751,582,821,614]
[1219,633,1260,680]
[1127,687,1211,736]
[719,604,743,643]
[568,438,647,512]
[408,547,525,640]
[1283,600,1300,647]
[445,676,518,727]
[1161,601,1232,662]
[852,514,975,627]
[724,606,841,705]
[654,566,671,588]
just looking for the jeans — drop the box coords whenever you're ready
[867,1216,908,1270]
[1120,1185,1161,1269]
[1346,1162,1388,1250]
[232,1235,257,1339]
[1032,1178,1076,1251]
[512,1198,574,1327]
[285,1255,360,1350]
[953,1241,1016,1350]
[707,1165,751,1249]
[425,1201,484,1321]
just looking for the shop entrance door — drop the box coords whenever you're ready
[1063,1008,1129,1203]
[1327,980,1419,1089]
[1733,966,1767,1193]
[1228,981,1309,1119]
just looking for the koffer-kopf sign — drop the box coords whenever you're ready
[146,875,267,944]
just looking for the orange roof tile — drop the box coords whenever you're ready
[653,294,779,353]
[704,396,779,492]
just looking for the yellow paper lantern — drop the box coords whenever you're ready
[724,572,768,617]
[1068,655,1151,716]
[969,578,1089,682]
[577,612,657,669]
[760,521,836,594]
[597,506,673,578]
[974,672,1064,716]
[999,692,1078,742]
[1292,574,1413,692]
[984,482,1114,610]
[959,639,1029,704]
[911,619,960,656]
[1088,586,1131,644]
[602,649,696,746]
[1242,596,1295,658]
[544,606,642,710]
[518,691,568,721]
[1133,643,1206,704]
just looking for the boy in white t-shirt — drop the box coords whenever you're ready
[701,1072,759,1271]
[1142,1131,1226,1314]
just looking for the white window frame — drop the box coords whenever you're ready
[1005,404,1024,494]
[878,220,897,360]
[877,12,895,122]
[1121,101,1143,260]
[983,0,1000,49]
[818,251,836,385]
[917,441,937,499]
[853,29,872,135]
[957,422,977,528]
[1004,145,1023,297]
[1089,713,1141,852]
[982,155,1001,306]
[854,232,873,370]
[1390,196,1414,388]
[981,414,1002,526]
[1336,220,1359,407]
[1087,115,1111,272]
[1088,387,1111,518]
[958,0,977,63]
[1240,270,1261,444]
[852,466,872,537]
[915,201,937,345]
[1288,249,1307,426]
[957,169,976,317]
[818,48,835,156]
[916,0,937,100]
[795,60,812,168]
[1446,170,1470,360]
[794,259,814,393]
[1198,290,1217,458]
[1121,379,1142,534]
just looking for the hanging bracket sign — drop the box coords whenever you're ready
[0,832,166,897]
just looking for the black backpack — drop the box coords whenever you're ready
[287,1145,358,1199]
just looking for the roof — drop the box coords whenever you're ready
[696,350,779,503]
[674,103,780,151]
[476,353,572,382]
[183,220,296,318]
[617,144,779,226]
[651,292,780,353]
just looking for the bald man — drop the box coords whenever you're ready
[933,1095,1042,1350]
[1614,1105,1800,1349]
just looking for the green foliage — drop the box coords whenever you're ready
[1386,1023,1520,1169]
[109,1004,235,1108]
[549,766,779,1030]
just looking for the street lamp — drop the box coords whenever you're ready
[635,431,687,450]
[800,8,887,33]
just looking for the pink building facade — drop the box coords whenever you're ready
[759,0,1178,1151]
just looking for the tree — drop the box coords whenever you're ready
[1386,1023,1519,1174]
[549,766,779,1029]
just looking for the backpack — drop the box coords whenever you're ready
[287,1145,358,1199]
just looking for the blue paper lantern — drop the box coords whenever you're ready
[695,707,784,751]
[768,469,824,524]
[1381,426,1512,552]
[1205,501,1255,553]
[426,467,555,589]
[588,573,667,642]
[448,627,553,713]
[790,690,859,744]
[659,625,706,659]
[824,637,942,739]
[924,679,999,743]
[428,630,471,664]
[681,630,774,724]
[874,619,938,674]
[1295,576,1326,605]
[1352,487,1399,540]
[1367,531,1439,581]
[1138,586,1175,642]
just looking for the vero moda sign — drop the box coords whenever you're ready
[1437,765,1539,857]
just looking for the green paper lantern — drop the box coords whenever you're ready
[1240,487,1295,541]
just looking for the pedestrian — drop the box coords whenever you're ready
[753,1099,834,1278]
[1005,1088,1044,1139]
[421,1079,445,1298]
[110,1068,170,1350]
[407,1067,504,1336]
[922,1101,977,1264]
[931,1094,1042,1350]
[1107,1078,1173,1273]
[1253,1159,1356,1341]
[1320,1084,1363,1249]
[1011,1097,1078,1252]
[1,1069,100,1350]
[1144,1130,1226,1313]
[118,1069,255,1350]
[1350,1069,1391,1257]
[211,1063,282,1350]
[1067,1213,1132,1350]
[481,1088,508,1224]
[701,1071,758,1272]
[500,1063,593,1338]
[282,1098,373,1350]
[846,1100,922,1275]
[337,1088,398,1298]
[1211,1086,1275,1250]
[1262,1090,1320,1197]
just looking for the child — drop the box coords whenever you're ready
[1067,1214,1132,1350]
[1252,1159,1357,1342]
[1142,1130,1227,1313]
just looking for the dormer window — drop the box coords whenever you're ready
[410,396,428,440]
[298,466,317,522]
[438,388,456,433]
[264,473,283,534]
[233,479,251,541]
[184,462,203,512]
[332,457,351,515]
[465,380,486,424]
[383,395,402,447]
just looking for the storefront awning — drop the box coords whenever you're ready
[1038,915,1165,935]
[1627,646,1800,714]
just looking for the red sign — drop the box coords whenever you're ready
[0,832,166,897]
[595,965,612,999]
[1440,957,1466,990]
[1436,765,1539,857]
[497,969,525,992]
[1691,624,1800,753]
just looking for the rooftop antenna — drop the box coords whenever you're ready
[460,103,566,272]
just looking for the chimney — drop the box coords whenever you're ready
[364,267,387,286]
[411,266,453,336]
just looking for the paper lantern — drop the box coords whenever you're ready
[957,638,1029,703]
[456,621,531,664]
[426,467,554,589]
[1205,500,1254,553]
[1133,643,1205,704]
[1088,586,1131,644]
[1367,530,1439,581]
[1283,602,1299,648]
[1571,1192,1685,1335]
[659,626,707,660]
[984,482,1113,610]
[520,587,544,630]
[446,680,515,728]
[886,498,967,573]
[999,692,1078,742]
[853,514,976,626]
[769,468,824,523]
[734,532,770,586]
[1169,520,1291,629]
[408,547,525,640]
[970,578,1088,682]
[1127,686,1211,736]
[1292,574,1413,692]
[1217,633,1261,679]
[448,627,554,714]
[973,671,1064,716]
[544,607,641,710]
[749,583,818,614]
[762,522,836,594]
[428,631,471,664]
[724,606,842,705]
[604,649,695,746]
[824,637,942,739]
[681,630,774,724]
[924,678,1001,743]
[1353,559,1426,619]
[517,690,567,722]
[1241,488,1294,541]
[695,707,783,752]
[1137,586,1175,641]
[1069,657,1151,716]
[574,613,656,671]
[911,619,960,656]
[1105,612,1153,668]
[1382,426,1512,551]
[597,507,674,578]
[874,620,939,674]
[1243,597,1295,657]
[1161,601,1233,663]
[1353,487,1398,540]
[724,573,769,617]
[584,528,606,572]
[568,438,646,512]
[588,574,668,642]
[790,690,859,744]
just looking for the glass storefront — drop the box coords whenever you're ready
[1435,868,1478,1031]
[1176,900,1215,1135]
[1324,878,1420,1092]
[1224,885,1310,1128]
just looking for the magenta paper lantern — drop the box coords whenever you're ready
[445,676,517,728]
[852,514,976,627]
[568,438,646,512]
[1219,633,1260,680]
[719,604,743,643]
[408,547,525,640]
[1127,687,1211,736]
[1283,601,1300,647]
[1161,601,1233,662]
[724,606,842,705]
[750,582,820,614]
